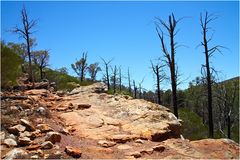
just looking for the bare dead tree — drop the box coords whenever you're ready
[151,60,166,105]
[101,58,113,90]
[155,13,182,118]
[119,66,122,92]
[128,68,132,94]
[111,65,118,94]
[133,80,137,99]
[138,77,145,99]
[12,6,37,82]
[199,12,224,138]
[215,80,238,139]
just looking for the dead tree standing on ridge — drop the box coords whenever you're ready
[138,77,145,99]
[151,60,165,105]
[119,66,122,92]
[111,65,118,94]
[155,13,182,118]
[101,58,113,90]
[128,68,132,94]
[13,6,37,82]
[133,80,137,99]
[200,12,224,138]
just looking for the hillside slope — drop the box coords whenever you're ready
[1,83,239,159]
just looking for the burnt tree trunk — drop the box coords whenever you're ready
[133,80,137,99]
[201,12,215,138]
[155,14,179,118]
[156,66,161,105]
[119,67,122,92]
[128,68,131,94]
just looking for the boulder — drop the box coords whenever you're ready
[3,148,29,159]
[98,140,116,148]
[20,119,35,131]
[8,124,26,135]
[3,138,17,147]
[65,146,82,158]
[45,132,61,144]
[41,141,53,149]
[18,137,32,146]
[36,124,53,133]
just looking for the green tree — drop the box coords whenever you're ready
[32,50,49,80]
[88,62,101,81]
[71,52,88,82]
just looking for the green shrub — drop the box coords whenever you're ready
[179,108,208,140]
[1,43,23,88]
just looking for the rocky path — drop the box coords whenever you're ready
[1,83,239,159]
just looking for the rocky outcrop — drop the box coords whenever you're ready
[60,83,181,142]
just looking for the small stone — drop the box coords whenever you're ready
[45,132,61,144]
[98,140,116,148]
[126,151,141,158]
[43,154,50,159]
[47,151,62,159]
[19,131,31,138]
[41,141,53,149]
[20,119,36,131]
[8,124,26,135]
[3,148,29,159]
[108,134,137,143]
[8,134,16,140]
[77,104,91,109]
[18,137,32,146]
[65,146,82,158]
[117,144,132,150]
[31,155,39,159]
[3,138,17,147]
[36,124,53,133]
[59,128,70,135]
[153,145,165,152]
[10,106,19,113]
[56,107,67,111]
[26,144,41,151]
[0,131,5,140]
[140,148,154,155]
[135,139,144,144]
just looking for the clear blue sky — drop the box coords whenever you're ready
[1,1,239,91]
